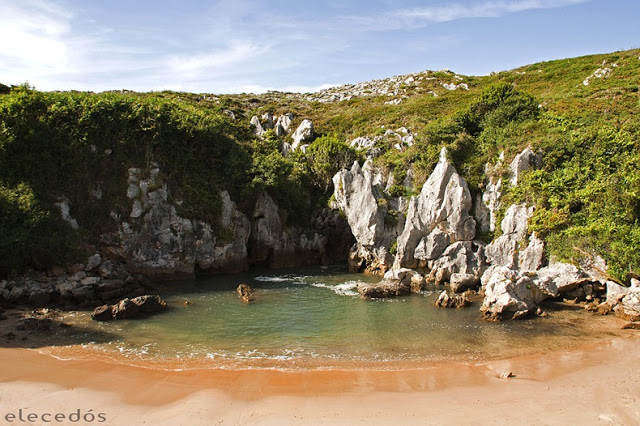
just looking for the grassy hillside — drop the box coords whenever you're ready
[1,49,639,282]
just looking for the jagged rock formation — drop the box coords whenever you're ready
[331,144,625,320]
[395,148,477,271]
[434,290,471,308]
[107,167,336,278]
[332,160,404,274]
[250,112,295,137]
[290,69,467,103]
[0,255,148,309]
[249,113,315,153]
[332,147,484,282]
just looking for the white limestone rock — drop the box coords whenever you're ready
[292,119,314,149]
[509,147,541,186]
[250,116,265,136]
[394,148,476,269]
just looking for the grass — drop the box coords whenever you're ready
[1,48,639,281]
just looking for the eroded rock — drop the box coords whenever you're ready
[92,295,168,321]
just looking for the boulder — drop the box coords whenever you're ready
[480,267,536,321]
[518,233,545,272]
[292,119,314,149]
[485,204,535,269]
[434,290,471,308]
[112,295,168,320]
[261,112,274,129]
[606,281,630,306]
[91,305,115,321]
[237,284,255,303]
[275,114,293,136]
[429,241,486,285]
[85,254,102,271]
[614,287,640,322]
[509,147,541,186]
[250,116,265,136]
[533,263,585,296]
[358,281,410,299]
[449,273,479,293]
[357,268,418,298]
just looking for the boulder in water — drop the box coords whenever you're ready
[237,283,255,303]
[434,290,471,308]
[91,295,167,321]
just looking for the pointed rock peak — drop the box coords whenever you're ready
[350,160,361,174]
[509,147,541,186]
[362,158,374,173]
[439,147,449,163]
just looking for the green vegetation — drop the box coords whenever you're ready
[1,48,640,282]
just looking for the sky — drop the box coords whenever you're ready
[0,0,638,93]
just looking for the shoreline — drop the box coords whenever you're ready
[1,331,639,424]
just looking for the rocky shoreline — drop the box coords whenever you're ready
[1,131,638,326]
[332,145,640,323]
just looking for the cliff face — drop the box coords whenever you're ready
[333,147,485,285]
[331,146,623,320]
[107,167,341,278]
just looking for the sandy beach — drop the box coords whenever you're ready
[0,329,639,425]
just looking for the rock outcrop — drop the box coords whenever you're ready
[394,148,477,271]
[236,284,255,303]
[357,268,422,299]
[91,295,168,321]
[110,167,333,279]
[332,160,403,274]
[434,290,471,308]
[0,255,148,309]
[292,119,314,150]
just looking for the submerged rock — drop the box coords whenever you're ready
[434,290,471,308]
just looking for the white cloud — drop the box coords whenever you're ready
[167,41,271,78]
[391,0,588,24]
[0,0,593,93]
[0,0,73,82]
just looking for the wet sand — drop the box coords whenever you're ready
[1,330,639,425]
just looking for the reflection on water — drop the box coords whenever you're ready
[46,265,623,368]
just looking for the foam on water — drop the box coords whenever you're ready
[310,280,360,297]
[254,275,291,282]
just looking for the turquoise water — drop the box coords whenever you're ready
[57,266,618,368]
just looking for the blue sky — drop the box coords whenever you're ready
[1,0,638,93]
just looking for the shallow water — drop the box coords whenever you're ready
[50,265,622,368]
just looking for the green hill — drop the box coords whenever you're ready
[1,48,639,282]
